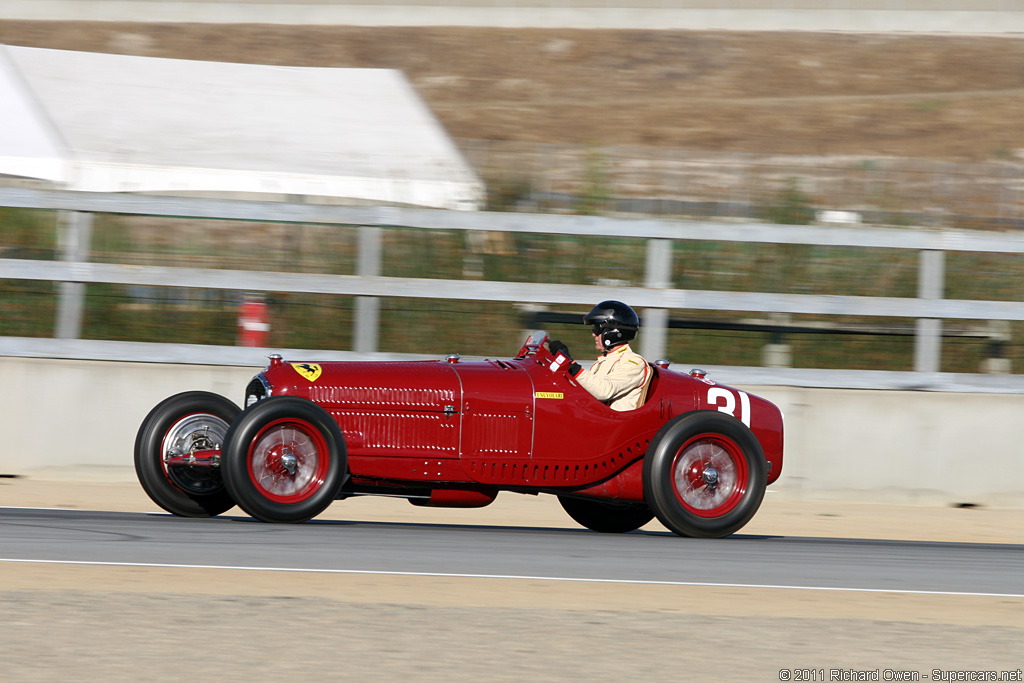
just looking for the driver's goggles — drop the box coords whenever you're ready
[591,324,605,335]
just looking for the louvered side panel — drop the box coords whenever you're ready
[311,385,455,410]
[334,410,458,457]
[465,435,653,487]
[464,412,529,457]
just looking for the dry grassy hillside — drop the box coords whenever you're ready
[2,21,1023,161]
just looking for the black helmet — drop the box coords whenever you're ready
[584,300,639,349]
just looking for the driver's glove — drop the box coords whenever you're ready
[547,340,582,377]
[548,340,570,358]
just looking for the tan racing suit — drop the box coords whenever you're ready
[573,343,650,411]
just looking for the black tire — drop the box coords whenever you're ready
[134,391,240,517]
[643,411,766,539]
[221,396,347,523]
[558,495,654,533]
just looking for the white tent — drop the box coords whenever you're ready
[0,45,482,210]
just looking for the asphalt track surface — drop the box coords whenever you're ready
[2,507,1022,597]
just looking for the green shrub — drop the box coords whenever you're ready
[762,178,815,225]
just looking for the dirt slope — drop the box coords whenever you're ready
[2,22,1023,161]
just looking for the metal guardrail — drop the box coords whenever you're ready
[3,187,1024,391]
[5,257,1024,321]
[5,335,1024,394]
[5,188,1024,252]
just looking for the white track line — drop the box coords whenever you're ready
[1,558,1022,598]
[0,506,113,512]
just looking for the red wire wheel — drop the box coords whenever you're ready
[247,418,331,504]
[670,434,749,518]
[643,411,766,538]
[222,396,347,523]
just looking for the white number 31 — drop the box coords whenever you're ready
[708,387,751,427]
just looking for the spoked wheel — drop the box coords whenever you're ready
[221,396,347,523]
[558,495,654,533]
[134,391,240,517]
[643,411,766,538]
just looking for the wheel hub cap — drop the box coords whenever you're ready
[280,450,298,476]
[702,467,719,488]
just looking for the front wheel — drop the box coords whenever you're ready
[558,495,654,533]
[134,391,240,517]
[221,396,347,523]
[643,411,766,538]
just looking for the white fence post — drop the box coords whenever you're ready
[914,249,945,373]
[54,211,92,340]
[353,227,382,353]
[641,238,672,361]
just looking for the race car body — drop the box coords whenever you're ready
[136,331,783,538]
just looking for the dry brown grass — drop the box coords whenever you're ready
[3,22,1024,161]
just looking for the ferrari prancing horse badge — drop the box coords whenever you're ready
[292,363,322,382]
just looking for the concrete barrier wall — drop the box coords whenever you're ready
[0,357,256,472]
[764,386,1023,507]
[3,356,1022,507]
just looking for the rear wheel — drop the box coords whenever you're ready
[557,495,654,533]
[643,411,766,538]
[221,396,347,523]
[134,391,239,517]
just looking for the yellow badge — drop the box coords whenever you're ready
[292,363,322,382]
[535,392,564,399]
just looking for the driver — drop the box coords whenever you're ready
[547,300,650,411]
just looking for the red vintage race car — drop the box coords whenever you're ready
[135,331,783,538]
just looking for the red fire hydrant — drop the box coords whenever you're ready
[238,297,270,347]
